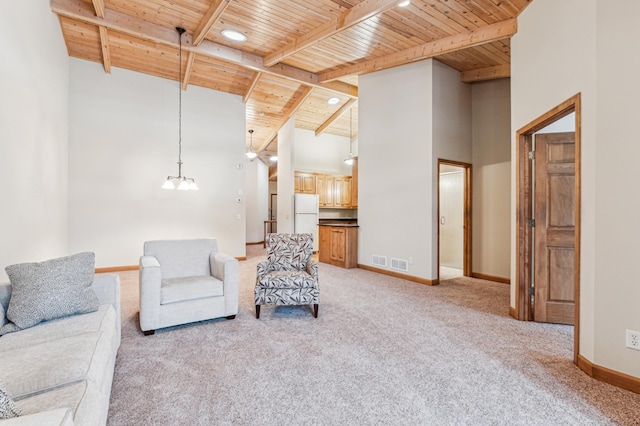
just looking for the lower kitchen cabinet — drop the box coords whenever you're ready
[319,225,358,269]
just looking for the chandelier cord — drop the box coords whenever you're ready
[177,27,185,174]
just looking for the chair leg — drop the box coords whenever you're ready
[255,305,260,319]
[143,330,155,336]
[226,315,236,320]
[313,304,319,318]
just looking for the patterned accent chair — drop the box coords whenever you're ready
[254,233,319,318]
[139,239,239,335]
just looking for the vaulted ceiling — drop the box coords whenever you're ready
[51,0,530,166]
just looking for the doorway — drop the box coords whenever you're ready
[516,94,581,362]
[438,160,472,282]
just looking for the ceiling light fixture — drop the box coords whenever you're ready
[344,108,355,166]
[221,29,248,42]
[398,0,410,7]
[269,155,278,162]
[162,27,198,191]
[246,129,258,161]
[327,97,340,105]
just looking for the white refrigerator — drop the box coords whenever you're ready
[294,193,319,252]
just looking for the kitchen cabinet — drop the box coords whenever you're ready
[319,225,358,269]
[316,175,334,207]
[294,172,316,194]
[317,174,352,208]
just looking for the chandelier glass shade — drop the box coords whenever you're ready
[246,129,257,160]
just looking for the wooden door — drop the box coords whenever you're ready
[534,132,575,325]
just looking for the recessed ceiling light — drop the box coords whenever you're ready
[221,29,247,42]
[398,0,410,7]
[327,97,340,105]
[269,155,278,162]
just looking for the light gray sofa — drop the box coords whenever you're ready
[0,273,121,425]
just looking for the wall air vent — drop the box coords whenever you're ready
[390,258,409,272]
[372,255,387,267]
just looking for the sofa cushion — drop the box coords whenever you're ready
[0,330,114,399]
[0,378,21,419]
[161,276,224,304]
[0,252,99,336]
[0,305,116,353]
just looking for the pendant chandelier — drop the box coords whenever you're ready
[246,129,257,161]
[344,108,355,166]
[162,27,198,191]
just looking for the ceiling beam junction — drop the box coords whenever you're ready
[263,0,400,67]
[91,0,104,18]
[192,0,232,46]
[182,52,196,90]
[256,86,315,153]
[318,18,518,82]
[243,72,262,103]
[315,99,357,137]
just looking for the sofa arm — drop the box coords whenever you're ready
[91,273,121,343]
[256,260,275,279]
[211,253,239,316]
[139,255,161,332]
[0,408,73,425]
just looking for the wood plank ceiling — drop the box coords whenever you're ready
[52,0,530,169]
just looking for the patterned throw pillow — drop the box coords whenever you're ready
[0,252,99,336]
[0,379,21,419]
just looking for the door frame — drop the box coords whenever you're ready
[515,93,581,363]
[437,159,472,282]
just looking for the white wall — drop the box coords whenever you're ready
[593,0,640,378]
[359,60,470,280]
[294,128,355,176]
[68,59,246,266]
[0,1,69,280]
[472,79,511,279]
[512,0,597,363]
[432,61,472,275]
[513,0,640,379]
[359,60,433,278]
[276,118,295,233]
[245,159,269,244]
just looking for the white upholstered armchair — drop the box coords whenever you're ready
[254,233,319,319]
[139,239,239,335]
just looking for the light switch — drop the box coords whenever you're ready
[440,216,446,225]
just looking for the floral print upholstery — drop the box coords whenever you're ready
[255,233,319,311]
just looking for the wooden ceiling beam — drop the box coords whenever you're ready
[315,98,357,136]
[192,0,232,46]
[182,52,196,90]
[461,64,510,83]
[319,18,517,82]
[264,0,400,67]
[257,86,315,153]
[51,0,357,98]
[91,0,104,18]
[243,72,262,103]
[98,26,111,73]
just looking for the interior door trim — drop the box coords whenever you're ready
[437,159,472,282]
[515,93,581,363]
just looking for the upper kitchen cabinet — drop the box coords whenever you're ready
[294,172,316,194]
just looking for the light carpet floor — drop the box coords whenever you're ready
[107,245,640,425]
